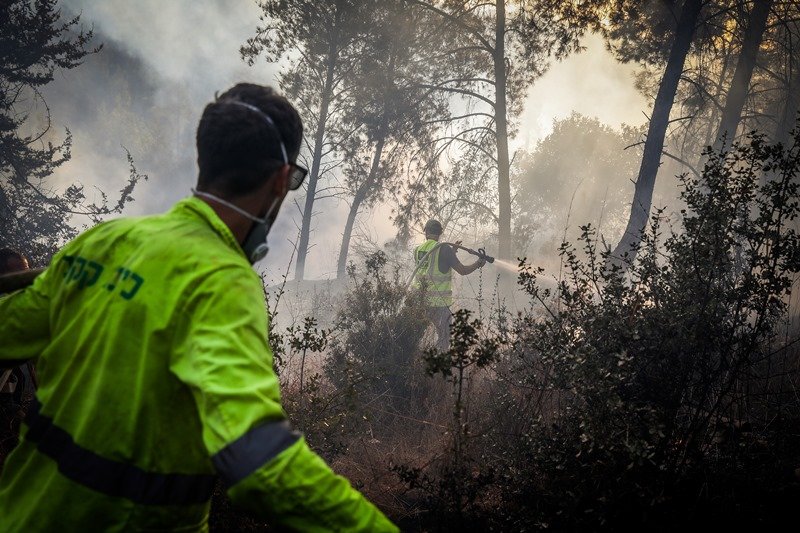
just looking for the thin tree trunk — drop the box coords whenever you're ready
[762,54,800,185]
[702,42,734,151]
[713,0,773,151]
[611,0,704,263]
[494,0,511,260]
[336,134,387,278]
[775,58,800,146]
[294,43,337,281]
[336,49,396,279]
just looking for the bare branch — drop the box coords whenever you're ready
[415,83,496,108]
[404,0,495,53]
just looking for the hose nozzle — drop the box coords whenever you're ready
[447,242,495,263]
[475,247,495,263]
[455,244,494,263]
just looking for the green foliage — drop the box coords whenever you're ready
[242,0,373,280]
[556,0,724,66]
[513,113,643,255]
[394,310,500,531]
[261,276,346,458]
[0,1,144,266]
[489,130,800,529]
[423,309,498,381]
[392,0,586,256]
[266,251,433,464]
[287,316,329,393]
[325,251,429,411]
[336,0,450,236]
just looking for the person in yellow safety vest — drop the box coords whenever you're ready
[0,83,398,532]
[414,219,486,351]
[0,249,36,472]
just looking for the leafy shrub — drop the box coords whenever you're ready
[489,130,800,530]
[324,251,431,421]
[393,309,500,531]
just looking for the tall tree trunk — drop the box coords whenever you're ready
[336,50,395,279]
[611,0,703,263]
[762,53,799,186]
[494,0,512,260]
[336,134,387,278]
[702,43,734,151]
[294,45,337,281]
[775,58,800,146]
[713,0,773,151]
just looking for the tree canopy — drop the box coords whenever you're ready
[0,0,143,265]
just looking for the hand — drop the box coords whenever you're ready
[454,240,462,247]
[477,258,487,268]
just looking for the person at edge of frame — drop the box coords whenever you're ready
[0,249,37,473]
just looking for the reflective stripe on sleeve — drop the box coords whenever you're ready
[24,399,216,506]
[211,419,301,487]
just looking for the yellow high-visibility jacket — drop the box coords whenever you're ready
[0,196,397,532]
[413,239,453,307]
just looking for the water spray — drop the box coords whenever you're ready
[490,258,521,275]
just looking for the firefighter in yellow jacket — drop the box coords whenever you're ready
[414,219,485,351]
[0,83,397,532]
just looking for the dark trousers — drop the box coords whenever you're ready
[0,363,35,471]
[427,306,452,352]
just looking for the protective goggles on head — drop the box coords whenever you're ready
[228,101,307,191]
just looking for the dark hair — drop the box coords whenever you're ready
[196,83,303,197]
[0,248,28,275]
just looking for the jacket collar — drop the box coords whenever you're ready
[174,196,247,260]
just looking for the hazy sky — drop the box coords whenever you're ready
[45,0,648,281]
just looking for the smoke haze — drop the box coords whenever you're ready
[43,1,649,281]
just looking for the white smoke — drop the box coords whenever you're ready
[43,1,647,282]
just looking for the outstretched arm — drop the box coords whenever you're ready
[443,245,485,276]
[172,266,397,532]
[452,257,485,276]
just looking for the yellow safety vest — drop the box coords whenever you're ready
[413,239,453,307]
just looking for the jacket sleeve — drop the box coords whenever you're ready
[170,265,397,532]
[0,267,52,365]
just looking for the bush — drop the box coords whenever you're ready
[489,131,800,530]
[393,309,500,531]
[324,251,431,421]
